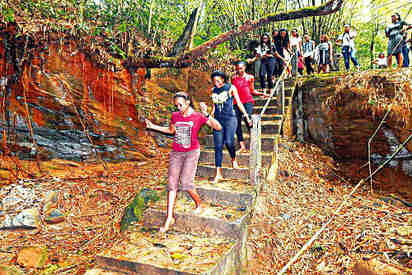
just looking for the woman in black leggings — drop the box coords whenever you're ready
[256,33,276,95]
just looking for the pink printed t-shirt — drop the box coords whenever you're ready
[231,74,254,105]
[171,111,208,152]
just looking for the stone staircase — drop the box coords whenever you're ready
[86,78,296,275]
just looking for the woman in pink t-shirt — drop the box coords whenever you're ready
[146,92,221,233]
[231,61,266,152]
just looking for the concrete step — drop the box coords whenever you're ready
[199,149,272,168]
[196,163,249,180]
[194,178,255,208]
[142,196,250,240]
[253,86,294,97]
[261,114,282,121]
[254,97,290,106]
[239,121,280,135]
[200,134,276,152]
[96,226,242,274]
[253,106,281,115]
[85,268,126,275]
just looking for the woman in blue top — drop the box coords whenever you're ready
[210,71,252,182]
[385,13,412,68]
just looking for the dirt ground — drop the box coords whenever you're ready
[247,138,411,274]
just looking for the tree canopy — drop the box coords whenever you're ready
[1,0,411,69]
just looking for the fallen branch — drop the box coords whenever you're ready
[368,104,392,193]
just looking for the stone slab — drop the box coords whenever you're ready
[143,208,250,240]
[96,228,241,275]
[254,98,290,107]
[252,106,281,115]
[241,123,279,135]
[194,179,256,208]
[199,135,276,153]
[260,115,282,121]
[199,150,272,168]
[85,268,128,275]
[195,164,249,180]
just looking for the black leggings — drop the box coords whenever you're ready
[260,57,276,89]
[304,57,314,74]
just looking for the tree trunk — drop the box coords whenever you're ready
[147,0,155,34]
[168,7,201,56]
[188,0,206,50]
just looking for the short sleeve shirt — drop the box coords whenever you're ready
[231,74,254,105]
[171,111,208,152]
[338,31,357,48]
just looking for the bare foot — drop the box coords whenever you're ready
[212,175,223,184]
[193,205,204,215]
[237,148,249,154]
[159,217,175,233]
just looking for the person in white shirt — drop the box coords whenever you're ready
[290,29,303,76]
[302,34,316,74]
[373,52,388,69]
[336,24,360,71]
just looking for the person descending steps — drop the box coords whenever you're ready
[210,71,252,183]
[231,61,266,153]
[145,92,222,233]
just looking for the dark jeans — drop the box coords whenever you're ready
[304,57,314,74]
[402,44,409,67]
[260,57,276,89]
[274,57,283,77]
[342,46,359,70]
[213,116,237,167]
[234,102,253,143]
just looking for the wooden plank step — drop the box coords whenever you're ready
[96,226,242,275]
[199,149,272,168]
[196,163,249,180]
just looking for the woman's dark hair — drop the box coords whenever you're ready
[173,92,194,108]
[247,39,260,51]
[260,33,271,47]
[393,12,401,21]
[211,70,227,82]
[235,60,247,67]
[279,28,289,48]
[174,91,189,100]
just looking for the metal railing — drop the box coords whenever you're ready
[249,52,297,184]
[259,51,297,118]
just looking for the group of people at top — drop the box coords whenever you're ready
[145,61,264,233]
[248,13,411,94]
[374,13,412,68]
[247,27,356,94]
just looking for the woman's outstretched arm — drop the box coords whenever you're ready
[145,119,175,134]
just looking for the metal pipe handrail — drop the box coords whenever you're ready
[259,51,297,117]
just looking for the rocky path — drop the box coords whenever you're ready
[85,80,296,274]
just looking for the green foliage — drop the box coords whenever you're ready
[2,7,15,22]
[120,188,160,232]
